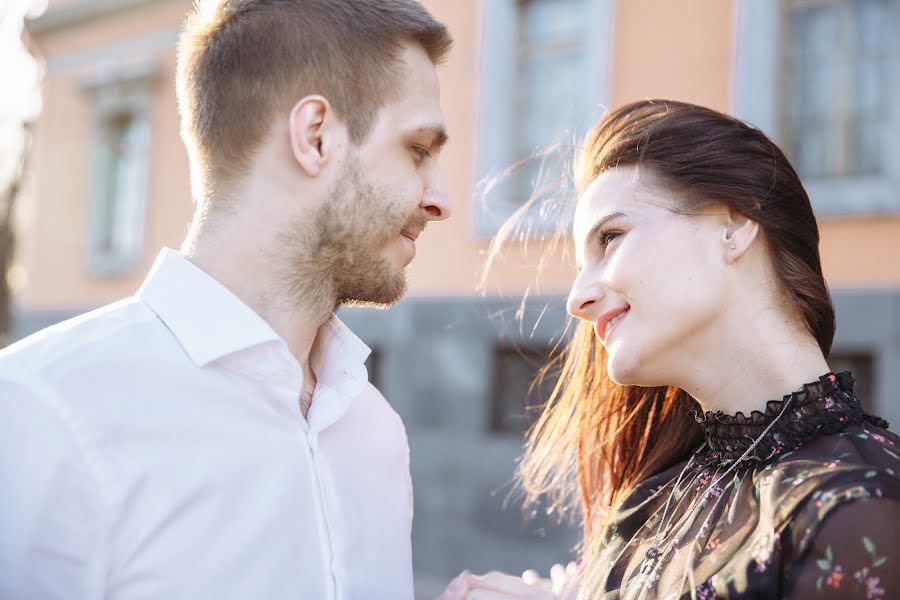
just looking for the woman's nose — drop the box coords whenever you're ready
[567,282,603,321]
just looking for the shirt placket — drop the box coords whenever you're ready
[262,338,357,599]
[267,350,342,600]
[303,426,341,600]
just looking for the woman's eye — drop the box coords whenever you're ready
[598,229,623,248]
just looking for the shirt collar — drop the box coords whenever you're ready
[312,316,371,396]
[137,248,283,367]
[137,248,373,419]
[306,317,372,432]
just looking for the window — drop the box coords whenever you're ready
[733,0,900,216]
[782,0,890,179]
[475,0,612,235]
[364,347,381,391]
[490,344,559,434]
[93,110,150,268]
[513,0,587,204]
[829,352,874,412]
[83,70,156,276]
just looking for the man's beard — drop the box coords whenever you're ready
[280,160,423,313]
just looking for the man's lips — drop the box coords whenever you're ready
[595,306,630,342]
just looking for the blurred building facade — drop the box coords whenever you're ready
[18,0,900,596]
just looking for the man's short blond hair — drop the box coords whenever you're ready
[176,0,452,197]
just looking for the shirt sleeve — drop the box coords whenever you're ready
[0,379,107,600]
[788,497,900,599]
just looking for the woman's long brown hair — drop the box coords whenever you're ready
[513,100,835,594]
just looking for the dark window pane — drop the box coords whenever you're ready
[491,344,559,434]
[829,353,874,412]
[364,348,380,391]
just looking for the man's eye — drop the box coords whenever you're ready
[412,146,431,160]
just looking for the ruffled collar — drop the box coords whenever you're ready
[693,372,888,466]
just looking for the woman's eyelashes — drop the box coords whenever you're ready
[597,228,625,250]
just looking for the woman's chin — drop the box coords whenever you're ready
[606,348,668,388]
[607,352,680,390]
[605,351,642,386]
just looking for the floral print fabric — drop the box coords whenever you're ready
[593,373,900,599]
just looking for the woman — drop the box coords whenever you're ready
[440,100,900,599]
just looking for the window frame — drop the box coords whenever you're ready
[473,0,613,236]
[81,65,157,277]
[732,0,900,217]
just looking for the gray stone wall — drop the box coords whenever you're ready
[12,290,900,598]
[340,298,580,598]
[831,291,900,427]
[340,290,900,597]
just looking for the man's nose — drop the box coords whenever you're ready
[422,166,451,221]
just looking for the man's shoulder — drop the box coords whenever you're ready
[351,381,409,438]
[361,380,388,403]
[0,296,161,383]
[359,381,402,420]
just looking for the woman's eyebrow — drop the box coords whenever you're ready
[585,211,627,242]
[575,211,627,270]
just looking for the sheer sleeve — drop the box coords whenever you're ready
[788,498,900,598]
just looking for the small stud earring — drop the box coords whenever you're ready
[730,245,736,250]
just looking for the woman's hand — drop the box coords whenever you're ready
[437,562,579,600]
[524,562,579,597]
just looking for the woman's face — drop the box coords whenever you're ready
[567,167,734,386]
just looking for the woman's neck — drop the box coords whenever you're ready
[674,310,830,416]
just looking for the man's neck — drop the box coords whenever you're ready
[181,225,336,370]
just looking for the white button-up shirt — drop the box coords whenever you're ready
[0,249,414,600]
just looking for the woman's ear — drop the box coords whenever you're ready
[288,95,330,177]
[722,209,760,263]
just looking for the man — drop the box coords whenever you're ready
[0,1,452,598]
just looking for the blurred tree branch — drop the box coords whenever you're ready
[0,7,41,348]
[0,122,30,348]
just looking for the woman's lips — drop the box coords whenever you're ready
[604,310,627,341]
[595,307,630,342]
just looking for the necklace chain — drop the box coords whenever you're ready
[638,394,798,575]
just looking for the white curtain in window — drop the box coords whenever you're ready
[91,105,150,273]
[109,115,149,260]
[785,0,889,178]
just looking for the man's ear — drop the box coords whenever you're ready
[289,95,331,177]
[722,207,760,263]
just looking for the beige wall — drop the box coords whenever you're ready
[604,0,900,290]
[609,0,735,111]
[820,217,900,287]
[20,0,191,310]
[411,0,741,298]
[16,0,900,314]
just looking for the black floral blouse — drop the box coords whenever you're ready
[595,372,900,599]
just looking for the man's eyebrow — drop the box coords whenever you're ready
[411,125,449,149]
